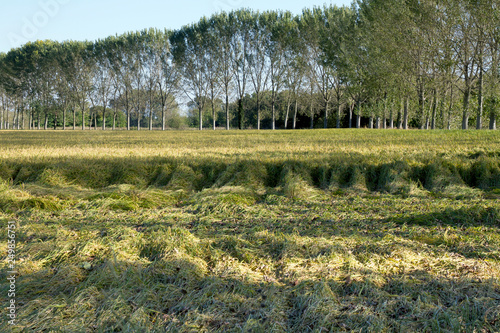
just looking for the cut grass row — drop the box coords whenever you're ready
[0,153,499,204]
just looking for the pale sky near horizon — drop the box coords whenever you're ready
[0,0,353,54]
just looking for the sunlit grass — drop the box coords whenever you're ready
[0,129,499,332]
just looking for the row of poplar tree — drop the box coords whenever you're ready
[0,0,499,131]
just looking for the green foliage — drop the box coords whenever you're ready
[2,1,498,130]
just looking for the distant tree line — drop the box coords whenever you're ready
[0,0,499,131]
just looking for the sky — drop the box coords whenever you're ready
[0,0,353,54]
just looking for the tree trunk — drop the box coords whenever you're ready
[212,99,216,131]
[336,103,341,129]
[138,111,141,131]
[238,98,243,130]
[310,84,314,129]
[257,93,261,130]
[356,102,361,129]
[293,99,298,130]
[462,90,470,130]
[103,107,107,131]
[476,64,483,130]
[73,108,76,130]
[285,99,291,130]
[418,79,425,129]
[54,113,57,130]
[225,91,229,130]
[376,116,380,129]
[439,94,445,129]
[397,106,402,129]
[489,112,496,130]
[447,85,453,130]
[0,97,3,130]
[14,105,18,129]
[383,98,387,129]
[199,106,203,131]
[13,105,17,129]
[149,93,153,131]
[431,89,437,130]
[81,104,85,131]
[447,101,452,130]
[310,98,314,129]
[113,113,116,131]
[44,113,48,130]
[389,107,394,129]
[162,104,166,131]
[63,105,66,130]
[369,116,374,129]
[149,109,153,131]
[349,103,353,129]
[21,105,24,129]
[462,63,471,130]
[271,96,276,131]
[126,93,130,130]
[403,97,409,130]
[324,100,329,129]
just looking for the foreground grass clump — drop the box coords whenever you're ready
[1,129,500,332]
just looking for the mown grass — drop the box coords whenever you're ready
[0,129,499,332]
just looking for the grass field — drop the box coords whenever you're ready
[1,129,500,332]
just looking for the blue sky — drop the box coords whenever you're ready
[0,0,353,53]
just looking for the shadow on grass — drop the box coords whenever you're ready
[1,255,499,332]
[388,205,500,228]
[188,203,500,259]
[1,153,499,193]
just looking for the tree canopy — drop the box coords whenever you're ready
[1,0,499,130]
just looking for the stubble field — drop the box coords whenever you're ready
[0,129,499,332]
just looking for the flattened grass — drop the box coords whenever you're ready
[0,129,499,332]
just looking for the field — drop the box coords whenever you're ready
[1,129,500,332]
